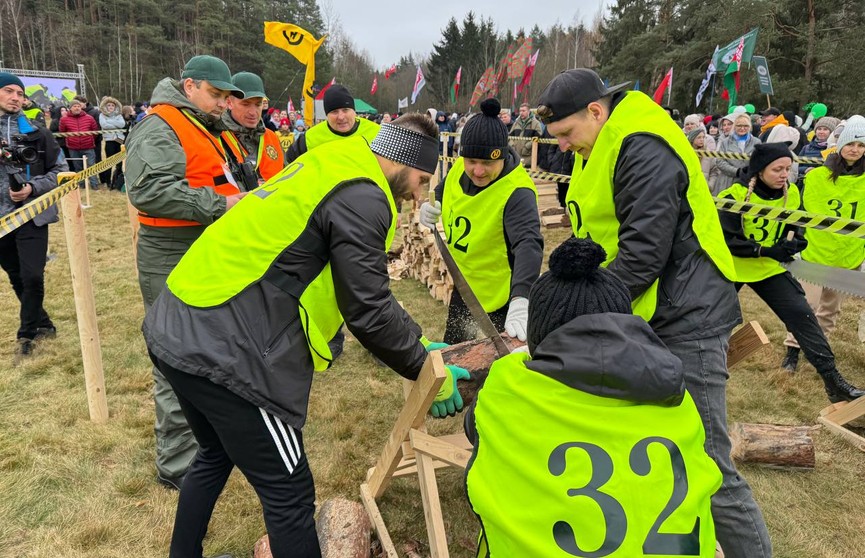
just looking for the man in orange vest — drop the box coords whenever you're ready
[126,54,248,491]
[221,72,284,184]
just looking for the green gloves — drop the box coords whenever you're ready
[420,335,449,352]
[431,365,470,418]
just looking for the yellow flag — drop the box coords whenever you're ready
[264,22,326,127]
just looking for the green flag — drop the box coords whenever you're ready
[712,28,759,73]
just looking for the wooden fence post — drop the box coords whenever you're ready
[59,173,108,423]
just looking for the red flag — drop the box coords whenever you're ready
[315,77,336,100]
[509,37,533,80]
[517,49,539,93]
[449,66,462,104]
[384,64,397,80]
[371,75,378,95]
[652,67,673,104]
[491,43,515,97]
[470,67,494,107]
[287,97,295,112]
[721,37,746,103]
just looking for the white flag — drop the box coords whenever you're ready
[398,97,408,109]
[410,65,426,105]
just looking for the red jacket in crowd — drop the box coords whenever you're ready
[59,111,98,150]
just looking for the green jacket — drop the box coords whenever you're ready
[125,77,230,274]
[221,111,266,160]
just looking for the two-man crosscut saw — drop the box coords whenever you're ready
[783,260,865,299]
[432,227,511,357]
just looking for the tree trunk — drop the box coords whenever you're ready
[800,0,817,109]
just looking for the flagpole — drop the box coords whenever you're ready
[708,72,716,113]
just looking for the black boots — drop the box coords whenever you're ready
[818,367,865,403]
[781,346,800,373]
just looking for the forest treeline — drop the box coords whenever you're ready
[1,0,861,115]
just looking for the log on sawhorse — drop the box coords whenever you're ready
[361,320,771,557]
[818,397,865,452]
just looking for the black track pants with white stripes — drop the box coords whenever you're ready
[156,356,322,558]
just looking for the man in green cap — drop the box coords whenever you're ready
[125,54,248,491]
[221,72,285,184]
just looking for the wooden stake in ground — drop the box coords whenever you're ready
[59,174,108,423]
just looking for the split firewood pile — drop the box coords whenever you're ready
[396,210,453,305]
[535,180,570,229]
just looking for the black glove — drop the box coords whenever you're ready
[760,243,795,262]
[794,236,808,252]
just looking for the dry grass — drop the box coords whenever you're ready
[1,192,864,557]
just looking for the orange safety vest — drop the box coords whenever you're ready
[222,128,285,181]
[138,104,240,227]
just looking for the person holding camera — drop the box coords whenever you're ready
[125,55,247,491]
[0,72,68,359]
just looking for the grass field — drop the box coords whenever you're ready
[1,189,865,557]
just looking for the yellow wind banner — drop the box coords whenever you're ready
[264,22,326,128]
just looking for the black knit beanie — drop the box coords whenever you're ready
[323,84,354,114]
[460,98,509,160]
[746,142,794,177]
[527,237,632,353]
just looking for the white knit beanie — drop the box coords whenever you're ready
[766,124,801,147]
[836,115,865,151]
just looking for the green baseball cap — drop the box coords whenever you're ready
[181,55,243,97]
[231,72,267,100]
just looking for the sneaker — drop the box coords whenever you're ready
[781,347,799,373]
[34,326,57,340]
[156,472,185,491]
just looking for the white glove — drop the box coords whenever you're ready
[420,201,442,229]
[505,297,529,342]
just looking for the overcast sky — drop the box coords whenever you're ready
[323,0,612,68]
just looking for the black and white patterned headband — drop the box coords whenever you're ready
[370,123,439,174]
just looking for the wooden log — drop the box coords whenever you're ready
[317,498,372,558]
[253,499,372,558]
[438,336,526,408]
[729,422,816,470]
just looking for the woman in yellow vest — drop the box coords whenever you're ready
[419,98,543,344]
[718,143,864,402]
[465,237,722,557]
[783,116,865,372]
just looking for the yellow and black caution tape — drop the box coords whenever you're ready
[0,150,127,239]
[714,197,865,239]
[52,130,113,138]
[438,153,864,237]
[697,150,823,165]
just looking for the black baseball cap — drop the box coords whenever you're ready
[760,107,781,117]
[536,69,630,124]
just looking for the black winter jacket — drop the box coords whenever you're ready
[603,94,741,343]
[143,178,427,429]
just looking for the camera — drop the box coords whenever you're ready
[1,138,38,165]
